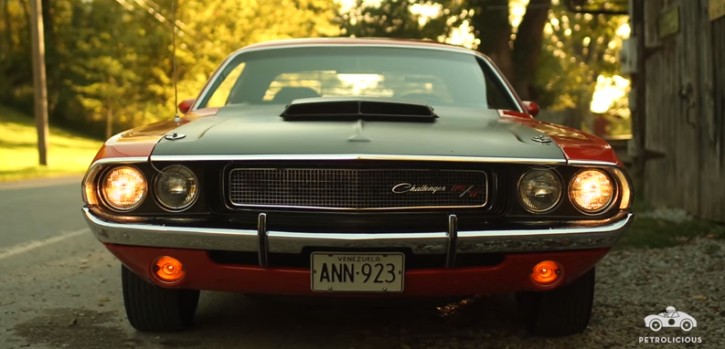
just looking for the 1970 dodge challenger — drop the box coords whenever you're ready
[81,38,633,336]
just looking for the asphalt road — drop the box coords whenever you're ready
[0,176,511,349]
[1,178,722,349]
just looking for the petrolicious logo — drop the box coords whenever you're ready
[639,306,703,344]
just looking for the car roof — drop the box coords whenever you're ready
[234,37,486,57]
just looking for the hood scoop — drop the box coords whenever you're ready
[280,97,437,122]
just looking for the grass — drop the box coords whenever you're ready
[0,105,103,182]
[617,197,725,249]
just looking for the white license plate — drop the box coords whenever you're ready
[310,252,405,293]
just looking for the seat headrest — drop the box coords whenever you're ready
[272,87,321,104]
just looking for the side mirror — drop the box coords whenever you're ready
[178,98,195,115]
[523,101,540,117]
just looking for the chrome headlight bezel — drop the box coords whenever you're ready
[153,165,199,212]
[98,165,148,212]
[568,168,617,215]
[517,169,564,214]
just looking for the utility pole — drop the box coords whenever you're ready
[30,0,49,166]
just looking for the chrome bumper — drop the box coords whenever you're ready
[83,207,633,267]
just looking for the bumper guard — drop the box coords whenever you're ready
[83,207,633,268]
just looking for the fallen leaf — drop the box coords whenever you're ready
[693,295,708,301]
[99,297,110,302]
[68,318,77,327]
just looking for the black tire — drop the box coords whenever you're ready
[515,267,595,337]
[121,265,200,332]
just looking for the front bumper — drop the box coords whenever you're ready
[83,207,633,265]
[104,243,611,296]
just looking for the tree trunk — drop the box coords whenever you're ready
[512,0,552,100]
[19,0,30,26]
[467,0,552,101]
[106,100,113,139]
[468,0,515,82]
[41,0,56,113]
[1,0,10,55]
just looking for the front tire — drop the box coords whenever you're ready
[515,267,595,337]
[122,265,200,332]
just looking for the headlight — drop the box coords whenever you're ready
[518,170,563,213]
[569,169,615,214]
[100,166,147,211]
[154,165,198,211]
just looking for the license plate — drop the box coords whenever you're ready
[310,252,405,293]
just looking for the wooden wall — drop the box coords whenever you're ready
[643,0,725,222]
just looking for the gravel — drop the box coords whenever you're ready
[4,234,725,349]
[339,236,724,349]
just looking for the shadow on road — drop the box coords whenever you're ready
[11,293,522,349]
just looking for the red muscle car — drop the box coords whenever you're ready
[81,38,633,336]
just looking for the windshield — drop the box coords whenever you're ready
[198,46,520,111]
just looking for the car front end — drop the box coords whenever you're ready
[83,156,632,296]
[81,38,633,336]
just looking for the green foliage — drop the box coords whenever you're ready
[534,2,628,111]
[0,0,340,137]
[0,0,630,136]
[338,0,630,120]
[337,0,459,40]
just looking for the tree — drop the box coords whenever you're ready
[338,0,456,39]
[338,0,629,126]
[0,0,341,137]
[338,0,552,100]
[533,1,629,129]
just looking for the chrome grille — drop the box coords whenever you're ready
[228,168,488,210]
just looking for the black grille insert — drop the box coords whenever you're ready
[227,168,489,210]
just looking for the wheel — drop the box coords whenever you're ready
[680,319,693,332]
[121,265,200,332]
[515,267,595,337]
[649,319,663,331]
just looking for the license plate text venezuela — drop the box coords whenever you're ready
[310,252,405,292]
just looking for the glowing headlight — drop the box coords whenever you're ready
[154,165,198,211]
[101,166,147,211]
[569,169,615,213]
[518,170,563,213]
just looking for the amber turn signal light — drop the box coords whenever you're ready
[530,260,562,286]
[153,256,185,282]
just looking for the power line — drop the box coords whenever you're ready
[111,0,197,46]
